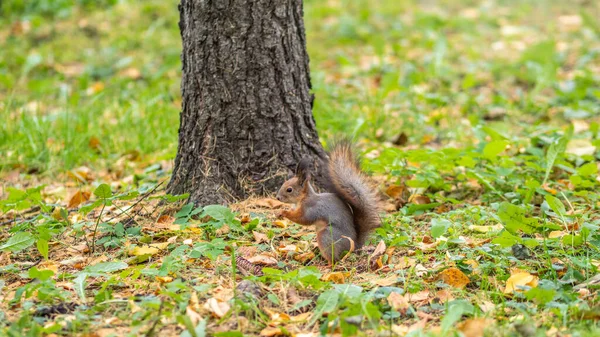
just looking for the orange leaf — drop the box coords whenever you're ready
[322,272,348,284]
[68,191,90,208]
[438,267,470,289]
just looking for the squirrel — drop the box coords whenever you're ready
[276,141,381,264]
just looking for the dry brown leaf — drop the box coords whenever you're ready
[68,191,91,208]
[386,185,409,199]
[255,198,284,209]
[504,270,539,294]
[248,254,278,266]
[186,306,202,326]
[438,267,470,289]
[434,289,454,303]
[322,272,349,284]
[457,318,494,337]
[410,195,431,204]
[88,136,101,150]
[157,215,174,224]
[253,231,269,244]
[373,275,398,286]
[387,291,409,313]
[395,256,416,270]
[405,290,430,303]
[294,251,315,263]
[277,244,298,253]
[260,326,284,337]
[67,166,92,183]
[204,298,231,318]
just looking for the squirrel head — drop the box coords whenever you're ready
[276,158,312,203]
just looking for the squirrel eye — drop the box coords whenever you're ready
[286,187,293,193]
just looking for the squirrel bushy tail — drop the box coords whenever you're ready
[323,140,382,248]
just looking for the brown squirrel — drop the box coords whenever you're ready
[276,141,381,264]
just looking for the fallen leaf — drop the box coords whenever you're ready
[129,246,159,256]
[186,306,202,326]
[88,136,101,151]
[294,251,315,263]
[504,271,539,294]
[457,318,495,337]
[67,166,92,183]
[322,272,349,284]
[566,139,595,156]
[273,220,288,228]
[405,290,429,303]
[386,185,408,199]
[387,291,409,313]
[373,275,398,286]
[248,254,278,266]
[156,276,173,283]
[549,231,567,238]
[433,289,454,303]
[410,195,431,204]
[255,198,283,208]
[468,224,503,233]
[260,326,284,337]
[68,191,91,208]
[157,215,174,224]
[204,298,231,318]
[253,231,269,244]
[395,256,416,270]
[438,267,470,289]
[277,244,298,253]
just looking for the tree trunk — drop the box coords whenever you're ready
[168,0,325,205]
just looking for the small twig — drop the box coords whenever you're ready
[104,180,165,223]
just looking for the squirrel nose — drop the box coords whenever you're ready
[276,195,282,201]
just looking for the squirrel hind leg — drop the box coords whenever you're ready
[316,225,356,264]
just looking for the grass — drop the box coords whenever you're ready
[1,0,600,336]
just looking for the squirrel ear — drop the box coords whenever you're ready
[295,158,312,184]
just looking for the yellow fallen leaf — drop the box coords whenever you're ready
[129,246,159,256]
[149,242,169,250]
[438,267,470,289]
[468,224,503,233]
[504,271,539,294]
[264,308,291,324]
[289,312,311,323]
[549,231,567,238]
[68,191,90,208]
[322,272,349,284]
[273,220,288,228]
[156,276,173,284]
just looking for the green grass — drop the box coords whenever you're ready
[2,0,600,336]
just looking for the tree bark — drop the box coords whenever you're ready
[168,0,325,205]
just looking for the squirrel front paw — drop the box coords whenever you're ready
[277,210,289,219]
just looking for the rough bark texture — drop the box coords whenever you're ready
[168,0,325,205]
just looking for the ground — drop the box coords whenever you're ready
[1,0,600,336]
